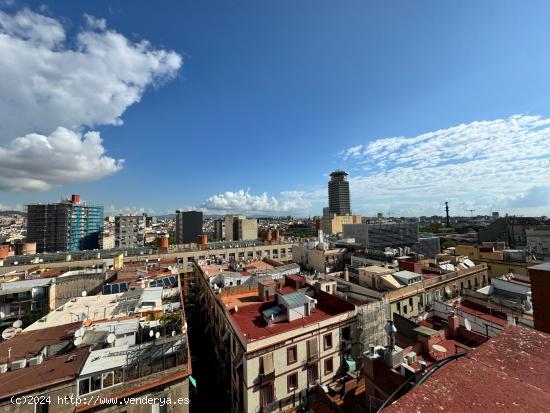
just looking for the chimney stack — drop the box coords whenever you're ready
[447,311,460,337]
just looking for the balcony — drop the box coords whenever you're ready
[305,353,319,365]
[259,371,275,385]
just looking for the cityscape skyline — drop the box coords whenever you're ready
[1,2,550,217]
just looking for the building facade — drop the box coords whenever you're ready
[213,219,226,241]
[342,222,419,249]
[321,214,362,236]
[194,264,358,413]
[175,210,204,244]
[526,227,550,258]
[224,215,258,241]
[115,215,145,248]
[328,171,351,215]
[528,262,550,334]
[26,195,103,253]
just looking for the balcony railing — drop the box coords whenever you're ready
[259,371,275,385]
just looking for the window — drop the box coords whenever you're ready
[114,368,123,384]
[78,378,90,395]
[324,358,334,374]
[342,326,351,341]
[35,401,48,413]
[396,302,401,313]
[287,345,297,365]
[409,298,413,307]
[260,383,274,406]
[403,305,408,315]
[91,374,102,391]
[323,333,333,350]
[151,398,167,413]
[307,364,319,385]
[102,371,114,388]
[287,372,298,392]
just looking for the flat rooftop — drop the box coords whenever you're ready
[529,261,550,271]
[384,326,550,413]
[224,287,355,342]
[25,294,124,331]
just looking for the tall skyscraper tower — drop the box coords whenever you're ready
[328,170,351,215]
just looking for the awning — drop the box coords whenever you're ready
[307,337,319,358]
[345,357,356,372]
[189,375,197,389]
[262,353,274,375]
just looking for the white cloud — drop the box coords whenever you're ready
[200,189,311,215]
[340,115,550,216]
[84,13,106,31]
[0,127,123,191]
[0,8,182,191]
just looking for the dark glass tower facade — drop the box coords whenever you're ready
[328,170,351,215]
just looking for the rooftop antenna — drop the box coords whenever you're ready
[445,202,450,227]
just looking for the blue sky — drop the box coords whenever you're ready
[1,1,550,217]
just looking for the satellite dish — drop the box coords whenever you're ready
[74,337,83,346]
[81,291,87,297]
[464,318,472,331]
[12,320,22,329]
[75,328,85,338]
[107,333,116,344]
[155,332,160,339]
[2,328,16,340]
[149,330,154,338]
[14,328,22,335]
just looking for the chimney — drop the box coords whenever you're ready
[71,194,80,204]
[448,311,460,337]
[344,266,349,282]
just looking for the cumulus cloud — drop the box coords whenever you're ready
[0,8,182,190]
[0,127,123,191]
[200,189,311,215]
[340,115,550,216]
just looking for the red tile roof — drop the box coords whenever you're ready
[383,326,550,413]
[228,290,354,342]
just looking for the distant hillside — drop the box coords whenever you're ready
[0,210,25,217]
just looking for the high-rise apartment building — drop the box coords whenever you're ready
[224,214,258,241]
[175,210,204,244]
[213,218,225,241]
[328,170,351,215]
[115,214,146,248]
[26,194,103,252]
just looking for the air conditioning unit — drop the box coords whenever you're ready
[0,364,8,373]
[405,352,417,364]
[28,354,44,366]
[10,359,27,370]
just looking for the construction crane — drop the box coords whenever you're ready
[468,209,475,218]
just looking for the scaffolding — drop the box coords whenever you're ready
[351,298,389,366]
